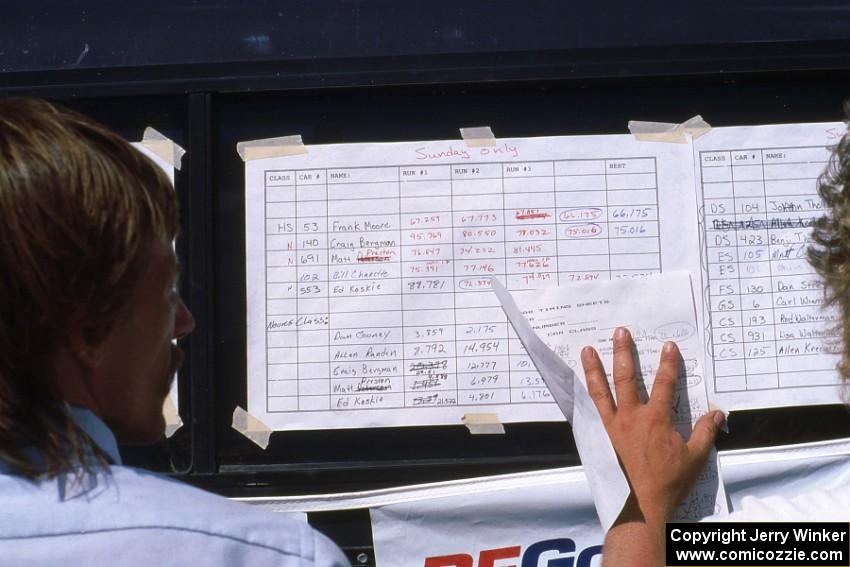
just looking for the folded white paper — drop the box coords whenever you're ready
[493,272,727,529]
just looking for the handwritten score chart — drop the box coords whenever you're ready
[695,122,845,410]
[245,135,700,430]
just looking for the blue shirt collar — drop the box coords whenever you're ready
[67,406,122,466]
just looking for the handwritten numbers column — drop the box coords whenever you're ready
[731,150,778,390]
[399,165,458,408]
[264,171,299,412]
[452,163,511,407]
[554,160,610,283]
[327,167,404,411]
[607,158,661,279]
[503,162,557,289]
[503,161,556,403]
[701,151,746,392]
[765,147,839,387]
[294,170,331,410]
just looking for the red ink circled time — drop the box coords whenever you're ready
[563,223,602,238]
[559,208,604,222]
[458,277,493,290]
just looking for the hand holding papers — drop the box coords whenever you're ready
[492,278,629,529]
[493,272,728,529]
[582,329,727,531]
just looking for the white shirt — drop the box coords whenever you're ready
[0,408,349,566]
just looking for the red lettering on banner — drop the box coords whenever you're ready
[424,554,473,567]
[479,546,521,567]
[424,539,601,567]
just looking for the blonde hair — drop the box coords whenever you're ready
[0,98,178,478]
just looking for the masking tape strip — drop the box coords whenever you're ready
[462,413,505,434]
[708,402,731,434]
[237,135,308,162]
[162,396,183,438]
[232,406,273,449]
[628,115,711,144]
[141,127,186,170]
[460,126,497,148]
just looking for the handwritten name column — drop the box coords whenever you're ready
[765,147,839,387]
[328,167,404,411]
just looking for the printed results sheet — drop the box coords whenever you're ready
[694,122,846,410]
[245,134,701,430]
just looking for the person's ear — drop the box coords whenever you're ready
[65,313,105,370]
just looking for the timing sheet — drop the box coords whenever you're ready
[694,122,845,410]
[244,134,700,430]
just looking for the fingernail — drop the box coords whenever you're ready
[615,327,629,341]
[663,341,676,353]
[713,411,726,427]
[582,346,596,359]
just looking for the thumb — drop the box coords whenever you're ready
[687,410,725,459]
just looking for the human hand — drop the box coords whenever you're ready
[581,327,725,529]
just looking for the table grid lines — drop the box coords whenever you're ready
[263,158,662,412]
[760,152,780,385]
[701,145,838,395]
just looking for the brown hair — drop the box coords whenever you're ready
[0,98,178,479]
[809,112,850,392]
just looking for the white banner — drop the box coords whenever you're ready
[240,438,850,567]
[369,439,850,566]
[372,471,603,567]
